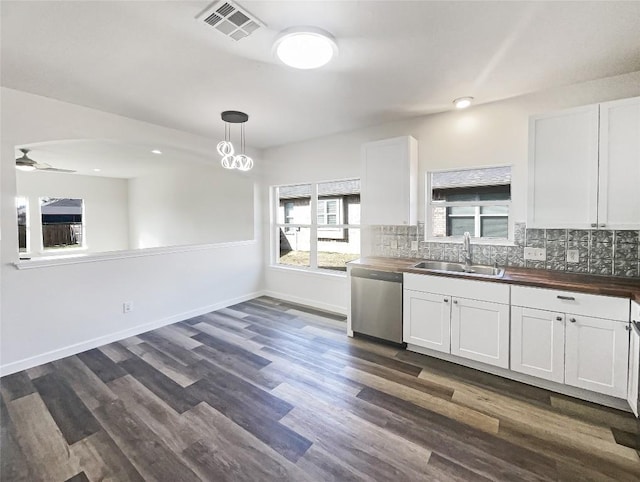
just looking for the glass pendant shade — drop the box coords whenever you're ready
[217,111,253,171]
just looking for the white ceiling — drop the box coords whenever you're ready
[18,140,213,179]
[2,1,639,149]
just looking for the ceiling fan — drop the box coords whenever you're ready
[15,148,76,173]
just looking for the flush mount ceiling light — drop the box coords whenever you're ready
[217,111,253,171]
[453,97,474,109]
[274,27,338,69]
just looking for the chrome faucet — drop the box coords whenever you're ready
[463,231,472,271]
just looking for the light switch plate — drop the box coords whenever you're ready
[566,249,580,263]
[390,239,398,249]
[411,241,419,251]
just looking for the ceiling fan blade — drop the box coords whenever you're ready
[16,149,75,173]
[39,167,77,173]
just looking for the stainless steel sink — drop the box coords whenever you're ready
[412,260,505,278]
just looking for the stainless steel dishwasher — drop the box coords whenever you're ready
[351,268,404,344]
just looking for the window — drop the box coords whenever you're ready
[284,202,295,225]
[427,166,511,239]
[40,197,85,250]
[274,179,360,272]
[317,199,341,225]
[16,197,29,253]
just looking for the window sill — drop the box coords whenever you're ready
[268,264,348,279]
[424,237,517,247]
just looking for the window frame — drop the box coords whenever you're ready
[271,179,360,273]
[425,166,512,242]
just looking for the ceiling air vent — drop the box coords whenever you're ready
[196,0,265,41]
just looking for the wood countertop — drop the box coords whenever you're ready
[349,257,640,302]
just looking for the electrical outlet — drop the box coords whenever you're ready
[123,301,133,314]
[523,247,546,261]
[411,240,419,251]
[566,249,580,263]
[390,239,398,249]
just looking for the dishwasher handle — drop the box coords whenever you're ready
[351,268,403,283]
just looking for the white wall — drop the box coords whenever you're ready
[17,170,130,254]
[261,71,640,313]
[0,88,263,374]
[128,165,254,249]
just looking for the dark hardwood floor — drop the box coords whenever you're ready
[1,296,639,481]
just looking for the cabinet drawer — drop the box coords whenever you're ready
[403,273,509,304]
[633,300,640,321]
[511,285,629,321]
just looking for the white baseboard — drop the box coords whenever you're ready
[262,290,347,316]
[0,291,264,377]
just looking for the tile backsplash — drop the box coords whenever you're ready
[369,223,639,278]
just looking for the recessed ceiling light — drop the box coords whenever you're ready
[453,97,474,109]
[93,168,101,172]
[274,27,337,70]
[151,149,162,155]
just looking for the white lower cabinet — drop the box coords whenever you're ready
[511,307,565,383]
[403,290,451,353]
[403,273,510,369]
[451,297,510,369]
[565,314,629,399]
[511,285,630,399]
[403,276,633,401]
[627,301,639,416]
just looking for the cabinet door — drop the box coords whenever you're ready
[527,105,599,228]
[565,315,629,398]
[511,307,565,383]
[628,321,639,417]
[451,297,510,368]
[361,136,418,225]
[403,289,450,353]
[629,301,640,416]
[598,96,640,230]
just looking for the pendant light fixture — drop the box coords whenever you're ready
[217,110,253,171]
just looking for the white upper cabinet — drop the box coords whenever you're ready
[527,105,599,229]
[361,136,418,225]
[527,96,640,230]
[527,105,598,228]
[597,97,640,230]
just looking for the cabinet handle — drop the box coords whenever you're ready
[626,325,632,331]
[590,223,597,228]
[444,298,449,303]
[556,316,563,321]
[599,224,606,228]
[569,317,577,323]
[453,300,458,304]
[557,295,575,301]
